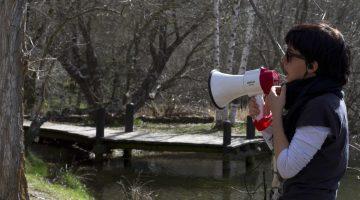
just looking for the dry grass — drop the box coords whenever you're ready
[117,174,156,200]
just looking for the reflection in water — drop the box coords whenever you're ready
[88,151,272,200]
[31,144,359,200]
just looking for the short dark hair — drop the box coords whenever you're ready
[285,22,350,85]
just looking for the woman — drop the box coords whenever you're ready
[249,23,350,199]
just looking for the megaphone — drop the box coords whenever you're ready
[208,67,280,130]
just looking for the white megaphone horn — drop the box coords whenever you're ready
[208,67,280,130]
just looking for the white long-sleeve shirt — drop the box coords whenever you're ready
[262,126,331,179]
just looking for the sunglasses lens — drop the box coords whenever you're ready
[285,50,304,62]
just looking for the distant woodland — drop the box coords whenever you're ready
[23,0,360,133]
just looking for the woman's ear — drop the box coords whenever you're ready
[308,61,319,74]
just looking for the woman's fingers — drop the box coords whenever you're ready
[263,95,271,116]
[248,97,260,118]
[267,85,286,117]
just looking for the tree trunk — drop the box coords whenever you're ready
[131,11,205,113]
[226,0,241,74]
[229,0,256,124]
[213,0,223,127]
[27,5,55,149]
[275,0,286,43]
[299,0,309,24]
[30,17,52,119]
[0,0,29,199]
[213,0,221,70]
[56,19,103,118]
[123,20,140,107]
[335,0,350,26]
[78,16,103,107]
[27,60,55,150]
[222,0,241,123]
[294,0,301,24]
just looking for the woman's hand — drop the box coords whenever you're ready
[248,96,271,119]
[266,85,286,118]
[248,97,260,118]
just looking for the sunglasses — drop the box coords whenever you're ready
[285,50,305,62]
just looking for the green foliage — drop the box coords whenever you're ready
[26,152,48,177]
[25,152,93,199]
[27,174,93,200]
[134,118,143,126]
[49,165,85,190]
[61,173,84,190]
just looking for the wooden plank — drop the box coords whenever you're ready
[23,120,264,152]
[228,138,264,148]
[103,139,226,153]
[104,131,225,145]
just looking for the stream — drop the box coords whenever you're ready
[31,142,360,200]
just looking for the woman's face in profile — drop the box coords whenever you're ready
[281,47,308,83]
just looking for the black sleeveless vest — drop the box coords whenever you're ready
[279,77,349,200]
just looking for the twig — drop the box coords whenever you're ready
[350,144,360,152]
[248,0,285,57]
[347,167,360,173]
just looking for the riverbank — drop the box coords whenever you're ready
[26,152,93,200]
[24,123,360,200]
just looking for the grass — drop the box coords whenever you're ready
[26,153,93,200]
[132,107,259,136]
[26,152,157,200]
[134,119,260,137]
[117,175,157,200]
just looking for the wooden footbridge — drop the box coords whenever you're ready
[24,104,265,176]
[24,120,263,154]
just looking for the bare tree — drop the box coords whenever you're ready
[22,0,360,137]
[229,0,256,124]
[219,0,242,123]
[249,0,284,68]
[294,0,309,24]
[213,0,223,127]
[0,0,29,199]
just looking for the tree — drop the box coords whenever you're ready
[220,0,241,123]
[129,2,210,112]
[213,0,223,127]
[229,0,256,124]
[0,0,29,199]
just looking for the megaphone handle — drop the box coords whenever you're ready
[254,94,264,121]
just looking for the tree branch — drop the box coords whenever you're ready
[248,0,284,67]
[159,31,214,92]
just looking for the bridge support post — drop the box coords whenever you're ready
[222,121,232,179]
[223,120,231,146]
[123,149,132,169]
[123,103,134,168]
[246,116,255,140]
[96,107,105,138]
[245,116,255,172]
[125,103,134,132]
[94,107,106,161]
